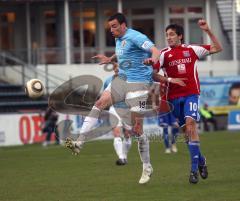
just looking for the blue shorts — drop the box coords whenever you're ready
[170,95,200,127]
[158,112,178,127]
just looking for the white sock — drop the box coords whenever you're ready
[80,106,100,134]
[113,137,124,159]
[138,134,151,166]
[143,163,151,170]
[123,137,132,159]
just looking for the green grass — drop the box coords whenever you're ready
[0,131,240,201]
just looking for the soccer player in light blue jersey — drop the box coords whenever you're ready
[66,13,160,184]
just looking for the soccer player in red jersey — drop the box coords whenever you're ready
[153,19,222,184]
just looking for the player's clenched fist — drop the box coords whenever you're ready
[198,19,210,31]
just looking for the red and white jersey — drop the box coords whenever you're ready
[159,44,210,100]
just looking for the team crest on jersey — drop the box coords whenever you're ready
[121,40,127,47]
[183,51,190,57]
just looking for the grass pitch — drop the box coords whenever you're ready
[0,131,239,201]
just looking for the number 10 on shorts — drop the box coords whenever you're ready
[189,102,198,111]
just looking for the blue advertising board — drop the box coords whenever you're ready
[200,76,240,106]
[228,110,240,130]
[200,76,240,114]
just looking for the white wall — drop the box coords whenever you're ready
[198,60,239,76]
[1,61,239,91]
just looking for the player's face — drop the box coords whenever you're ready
[108,19,126,38]
[166,29,182,47]
[229,88,240,105]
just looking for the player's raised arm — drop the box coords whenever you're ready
[92,54,116,65]
[198,19,222,54]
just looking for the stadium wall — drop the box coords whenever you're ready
[1,61,239,91]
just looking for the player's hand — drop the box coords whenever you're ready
[113,62,119,76]
[143,58,156,65]
[92,54,112,65]
[170,78,187,86]
[152,104,159,111]
[198,19,210,32]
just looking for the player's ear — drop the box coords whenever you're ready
[120,22,126,29]
[179,34,184,43]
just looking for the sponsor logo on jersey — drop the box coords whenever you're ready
[183,51,190,57]
[168,54,173,58]
[169,58,192,66]
[177,64,186,74]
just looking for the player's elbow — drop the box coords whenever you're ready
[215,44,223,53]
[210,45,222,54]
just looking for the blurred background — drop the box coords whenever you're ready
[0,0,239,147]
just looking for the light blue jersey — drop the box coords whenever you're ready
[115,28,154,83]
[103,76,128,109]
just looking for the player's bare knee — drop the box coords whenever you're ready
[113,127,121,137]
[95,91,112,109]
[185,120,199,141]
[95,99,104,109]
[186,117,195,125]
[113,133,121,137]
[189,132,199,141]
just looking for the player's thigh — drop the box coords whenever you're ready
[106,76,127,103]
[95,90,112,109]
[170,99,185,127]
[125,82,150,113]
[184,95,200,123]
[169,112,179,127]
[157,113,169,127]
[183,95,200,140]
[125,82,151,135]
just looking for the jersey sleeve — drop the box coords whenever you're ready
[190,45,211,59]
[132,32,154,52]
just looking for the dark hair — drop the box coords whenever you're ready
[165,24,184,43]
[108,13,127,26]
[229,82,240,95]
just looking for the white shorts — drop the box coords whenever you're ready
[105,76,151,113]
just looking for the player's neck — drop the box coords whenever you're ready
[171,43,182,48]
[121,27,128,37]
